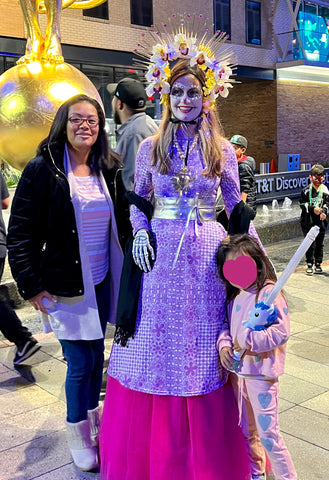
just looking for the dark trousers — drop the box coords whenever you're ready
[301,226,326,265]
[59,273,111,423]
[0,256,33,347]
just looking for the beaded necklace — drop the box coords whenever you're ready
[172,135,199,195]
[309,183,323,207]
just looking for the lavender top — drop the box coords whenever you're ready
[108,134,243,396]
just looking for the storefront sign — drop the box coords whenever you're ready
[256,169,329,203]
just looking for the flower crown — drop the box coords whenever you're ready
[134,14,236,110]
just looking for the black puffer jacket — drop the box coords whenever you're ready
[238,156,257,216]
[7,143,127,300]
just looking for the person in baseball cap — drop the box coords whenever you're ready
[229,134,257,219]
[230,134,248,149]
[107,78,147,111]
[106,77,158,192]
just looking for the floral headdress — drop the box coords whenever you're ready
[134,13,236,111]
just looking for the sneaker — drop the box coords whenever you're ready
[13,339,41,365]
[306,264,313,275]
[314,264,323,274]
[251,474,266,480]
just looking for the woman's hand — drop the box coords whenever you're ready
[29,291,56,314]
[132,229,155,273]
[219,346,234,371]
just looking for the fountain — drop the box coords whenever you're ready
[282,197,292,210]
[272,199,279,210]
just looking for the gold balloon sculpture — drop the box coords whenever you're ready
[0,0,107,170]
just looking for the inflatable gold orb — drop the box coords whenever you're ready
[0,61,102,170]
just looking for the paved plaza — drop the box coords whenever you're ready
[1,232,329,479]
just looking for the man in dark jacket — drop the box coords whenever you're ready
[230,135,257,219]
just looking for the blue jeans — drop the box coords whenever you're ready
[60,273,111,423]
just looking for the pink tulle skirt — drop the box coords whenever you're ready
[99,376,251,480]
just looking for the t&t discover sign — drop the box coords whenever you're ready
[255,169,329,203]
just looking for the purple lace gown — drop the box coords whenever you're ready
[100,134,251,480]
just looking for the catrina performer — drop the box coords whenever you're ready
[100,14,259,480]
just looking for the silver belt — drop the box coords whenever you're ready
[153,196,216,222]
[153,196,216,270]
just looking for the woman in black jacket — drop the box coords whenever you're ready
[7,94,123,472]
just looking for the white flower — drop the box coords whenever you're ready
[173,34,196,56]
[190,50,209,67]
[215,82,233,98]
[145,80,170,97]
[145,62,167,83]
[151,43,169,62]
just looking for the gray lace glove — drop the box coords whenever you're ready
[132,229,155,273]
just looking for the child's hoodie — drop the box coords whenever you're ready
[217,283,289,378]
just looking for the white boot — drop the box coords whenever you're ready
[66,419,99,471]
[88,403,103,447]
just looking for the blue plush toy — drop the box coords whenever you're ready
[242,302,277,331]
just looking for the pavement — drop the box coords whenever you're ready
[1,203,329,479]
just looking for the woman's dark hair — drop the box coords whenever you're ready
[216,234,277,302]
[37,94,119,173]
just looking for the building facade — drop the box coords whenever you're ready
[1,0,329,169]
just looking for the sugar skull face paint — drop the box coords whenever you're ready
[170,74,203,122]
[170,83,203,100]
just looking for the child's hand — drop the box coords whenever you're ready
[233,339,242,351]
[219,347,234,370]
[320,212,326,221]
[314,207,322,215]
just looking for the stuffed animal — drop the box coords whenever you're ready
[242,302,277,331]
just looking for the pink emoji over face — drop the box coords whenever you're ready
[223,256,257,289]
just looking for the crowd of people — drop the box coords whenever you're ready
[5,15,328,480]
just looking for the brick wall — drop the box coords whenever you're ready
[217,78,277,170]
[0,0,25,37]
[1,0,274,60]
[277,80,329,165]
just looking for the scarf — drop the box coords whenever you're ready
[114,191,154,347]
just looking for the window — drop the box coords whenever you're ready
[214,0,231,38]
[131,0,153,27]
[246,1,261,45]
[304,1,317,16]
[83,1,109,20]
[293,1,329,62]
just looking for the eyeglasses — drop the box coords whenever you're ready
[68,116,99,127]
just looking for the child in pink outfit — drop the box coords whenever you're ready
[216,234,297,480]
